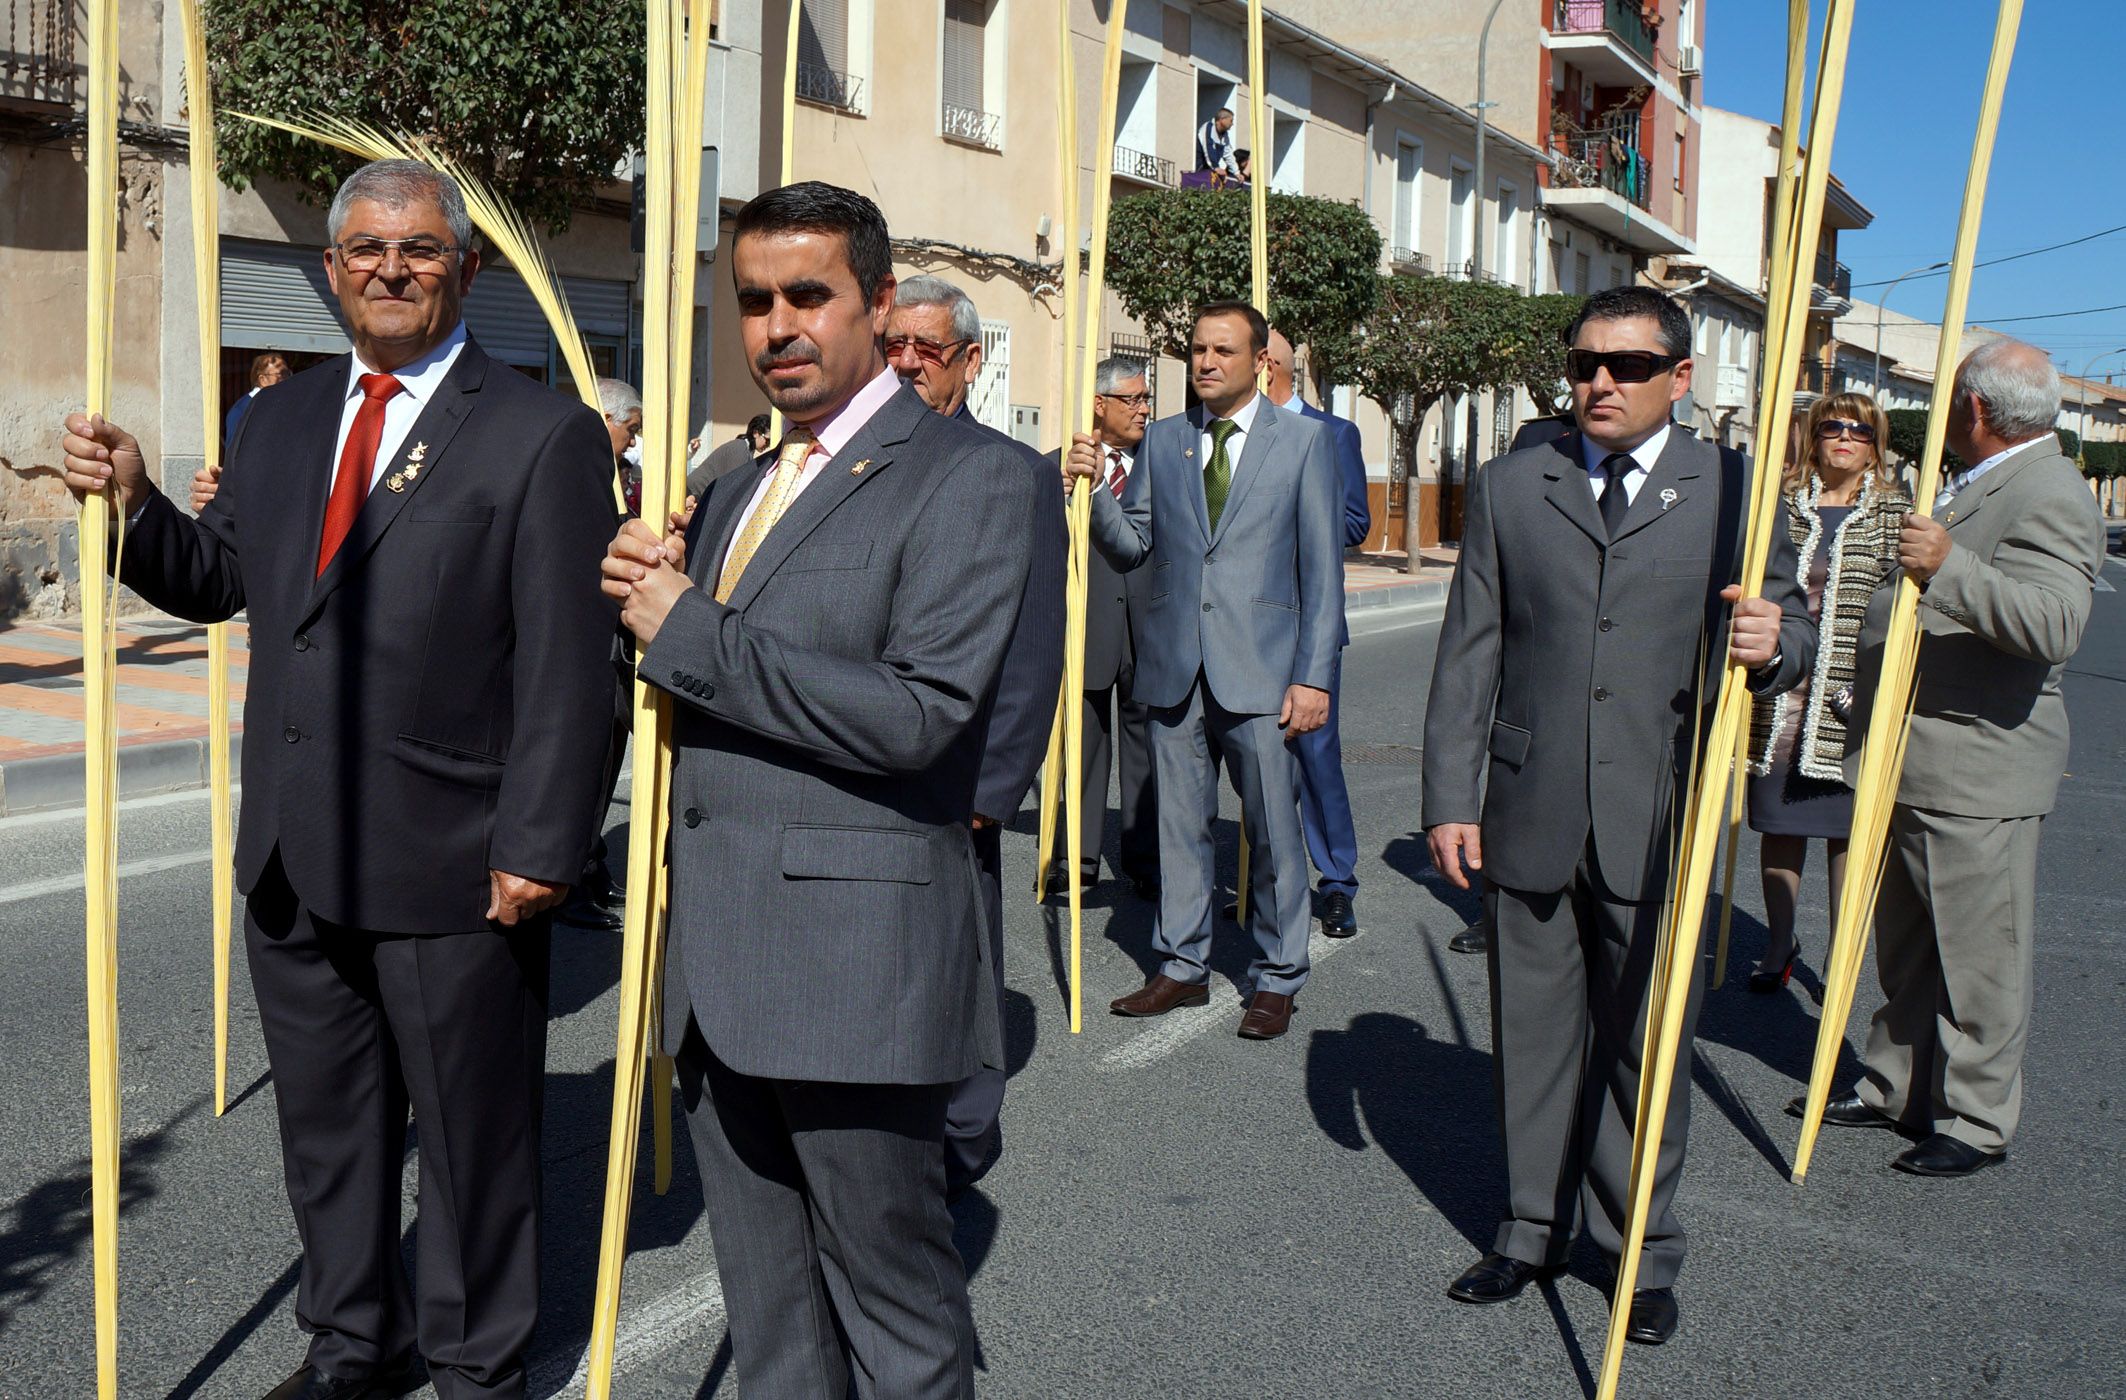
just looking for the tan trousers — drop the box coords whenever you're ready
[1860,804,2043,1153]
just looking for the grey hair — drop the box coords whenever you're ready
[596,377,642,420]
[894,274,982,344]
[1094,355,1148,395]
[327,158,474,250]
[1958,339,2061,440]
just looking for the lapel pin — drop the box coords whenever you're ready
[384,473,407,493]
[849,458,870,476]
[402,462,422,481]
[1184,448,1195,459]
[1659,487,1679,511]
[407,441,428,462]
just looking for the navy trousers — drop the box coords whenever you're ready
[1294,649,1359,900]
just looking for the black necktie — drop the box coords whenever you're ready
[1598,453,1633,538]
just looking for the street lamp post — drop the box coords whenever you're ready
[1872,260,1950,399]
[1448,0,1508,548]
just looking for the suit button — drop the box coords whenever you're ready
[683,808,702,828]
[283,726,300,743]
[1599,618,1614,632]
[294,634,311,652]
[1205,553,1216,564]
[699,683,715,698]
[1202,602,1214,612]
[1594,687,1611,702]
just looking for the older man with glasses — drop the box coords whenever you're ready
[1422,285,1815,1348]
[62,158,619,1400]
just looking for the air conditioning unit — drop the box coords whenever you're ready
[1677,44,1702,76]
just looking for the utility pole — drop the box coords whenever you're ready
[1451,0,1509,547]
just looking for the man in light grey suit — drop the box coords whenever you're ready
[1802,339,2104,1178]
[1423,286,1815,1346]
[603,184,1037,1399]
[1066,300,1343,1041]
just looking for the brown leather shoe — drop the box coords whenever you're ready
[1237,990,1294,1039]
[1109,974,1210,1017]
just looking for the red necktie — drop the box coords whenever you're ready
[317,373,404,575]
[1105,449,1129,499]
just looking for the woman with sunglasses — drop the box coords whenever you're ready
[1744,391,1911,991]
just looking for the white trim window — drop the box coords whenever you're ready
[941,0,1005,151]
[1494,180,1519,287]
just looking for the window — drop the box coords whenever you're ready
[970,320,1011,432]
[1673,130,1686,192]
[1270,109,1304,194]
[1391,138,1422,267]
[941,0,1001,150]
[1447,161,1473,274]
[1574,250,1591,295]
[798,0,866,114]
[1494,180,1518,286]
[1114,58,1166,183]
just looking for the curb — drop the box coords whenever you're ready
[0,735,243,819]
[1344,573,1451,613]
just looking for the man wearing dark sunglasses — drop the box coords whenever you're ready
[1422,285,1815,1347]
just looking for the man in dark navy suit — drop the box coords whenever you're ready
[1265,329,1369,937]
[63,160,617,1400]
[884,274,1066,1196]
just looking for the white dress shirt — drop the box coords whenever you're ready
[1197,392,1263,476]
[1938,434,2047,502]
[330,320,468,493]
[1099,442,1137,495]
[1579,420,1671,506]
[717,366,902,580]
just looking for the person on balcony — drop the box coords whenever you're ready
[1196,107,1242,183]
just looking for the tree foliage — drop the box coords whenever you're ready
[1884,407,1964,474]
[206,0,646,233]
[1315,273,1525,430]
[1510,292,1585,411]
[1103,188,1382,362]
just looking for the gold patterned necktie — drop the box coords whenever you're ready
[716,427,815,602]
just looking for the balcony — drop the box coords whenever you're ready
[1550,127,1652,211]
[1389,247,1433,276]
[1112,144,1175,187]
[1795,359,1845,400]
[1541,120,1695,255]
[942,101,1001,152]
[1811,252,1853,314]
[1714,361,1751,410]
[1549,0,1663,90]
[1441,261,1506,284]
[2,0,76,113]
[795,62,864,114]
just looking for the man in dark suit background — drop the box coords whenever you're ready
[1265,328,1369,937]
[603,184,1038,1398]
[1422,286,1814,1346]
[63,159,619,1400]
[884,273,1067,1196]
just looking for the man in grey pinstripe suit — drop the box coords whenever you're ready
[604,184,1038,1400]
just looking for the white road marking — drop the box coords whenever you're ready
[527,1268,729,1397]
[1099,922,1363,1071]
[0,850,210,906]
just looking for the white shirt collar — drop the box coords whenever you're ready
[1948,434,2047,494]
[1580,420,1671,478]
[1199,391,1263,439]
[347,320,468,404]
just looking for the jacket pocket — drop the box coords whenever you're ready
[1252,595,1299,612]
[1488,720,1532,768]
[780,824,933,884]
[410,503,497,524]
[782,543,876,573]
[394,733,507,788]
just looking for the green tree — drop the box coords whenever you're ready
[1884,407,1964,474]
[2055,427,2082,464]
[1103,188,1382,367]
[1509,292,1585,412]
[208,0,646,233]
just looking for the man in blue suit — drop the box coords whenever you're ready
[1265,329,1369,936]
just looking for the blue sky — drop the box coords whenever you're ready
[1707,1,2126,383]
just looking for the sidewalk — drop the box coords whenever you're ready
[0,557,1454,817]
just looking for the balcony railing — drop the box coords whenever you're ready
[1552,0,1658,67]
[1796,360,1845,398]
[1389,247,1433,275]
[1813,253,1852,301]
[1714,361,1751,409]
[942,101,1001,151]
[1112,144,1176,186]
[2,0,76,109]
[795,62,864,114]
[1441,261,1507,284]
[1549,129,1653,212]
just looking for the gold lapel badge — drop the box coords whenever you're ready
[849,458,871,476]
[407,441,428,461]
[384,473,407,493]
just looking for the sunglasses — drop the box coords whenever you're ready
[1814,418,1878,444]
[1565,349,1686,384]
[883,335,972,367]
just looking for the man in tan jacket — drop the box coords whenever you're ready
[1803,339,2105,1177]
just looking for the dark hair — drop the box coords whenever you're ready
[745,412,772,437]
[1564,285,1692,359]
[731,181,894,303]
[1192,300,1268,356]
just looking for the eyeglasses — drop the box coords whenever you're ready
[1565,349,1686,384]
[1098,392,1152,408]
[882,335,972,366]
[1814,418,1878,444]
[333,237,463,273]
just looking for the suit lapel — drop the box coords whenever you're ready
[303,345,487,618]
[1542,432,1607,547]
[1168,413,1212,546]
[687,452,768,588]
[1938,444,2051,530]
[1608,427,1703,544]
[720,385,926,612]
[289,357,356,582]
[1210,397,1277,547]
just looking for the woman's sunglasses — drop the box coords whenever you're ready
[1564,349,1686,384]
[1814,419,1877,444]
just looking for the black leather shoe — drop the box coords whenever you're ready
[1445,1251,1559,1304]
[1893,1133,2004,1178]
[1785,1091,1899,1130]
[559,899,624,933]
[1319,892,1358,938]
[1625,1287,1679,1345]
[1448,919,1490,955]
[263,1363,388,1400]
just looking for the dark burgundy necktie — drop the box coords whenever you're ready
[317,373,403,575]
[1106,449,1129,499]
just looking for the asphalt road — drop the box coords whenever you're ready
[3,556,2124,1399]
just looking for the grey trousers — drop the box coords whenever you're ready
[1860,804,2043,1152]
[676,1020,975,1400]
[1487,855,1704,1289]
[1151,675,1312,995]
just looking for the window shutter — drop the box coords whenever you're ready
[943,0,986,113]
[799,0,848,74]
